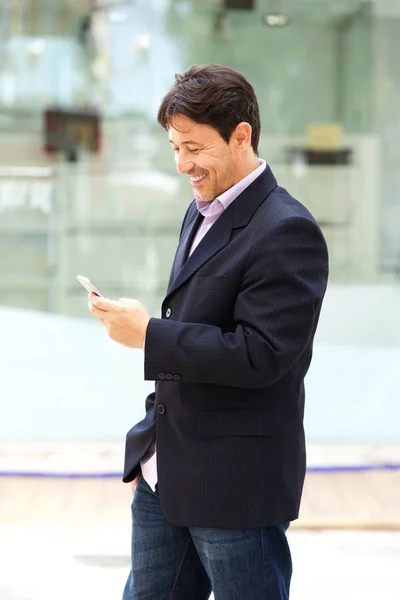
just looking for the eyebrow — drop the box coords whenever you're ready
[169,139,201,146]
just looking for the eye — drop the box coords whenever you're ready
[188,148,200,154]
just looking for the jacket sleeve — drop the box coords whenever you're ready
[144,216,328,389]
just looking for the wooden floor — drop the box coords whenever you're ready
[1,470,399,530]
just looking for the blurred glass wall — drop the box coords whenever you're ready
[1,0,399,442]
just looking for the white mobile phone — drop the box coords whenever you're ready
[76,275,104,297]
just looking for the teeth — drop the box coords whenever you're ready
[190,174,206,183]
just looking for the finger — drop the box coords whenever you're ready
[89,301,107,317]
[90,294,117,312]
[89,296,112,316]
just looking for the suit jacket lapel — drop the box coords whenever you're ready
[168,208,202,292]
[166,165,278,298]
[169,207,233,296]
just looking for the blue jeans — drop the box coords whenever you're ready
[122,477,292,600]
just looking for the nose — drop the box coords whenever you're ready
[176,152,195,175]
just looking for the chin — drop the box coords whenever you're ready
[199,188,216,202]
[195,192,211,203]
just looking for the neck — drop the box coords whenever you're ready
[236,155,261,182]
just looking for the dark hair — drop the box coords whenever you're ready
[157,64,261,154]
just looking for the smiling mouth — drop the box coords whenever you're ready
[189,174,208,185]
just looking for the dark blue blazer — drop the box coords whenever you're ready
[123,165,329,528]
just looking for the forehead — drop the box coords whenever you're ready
[168,114,221,145]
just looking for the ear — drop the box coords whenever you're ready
[233,122,252,149]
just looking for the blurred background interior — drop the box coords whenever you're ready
[0,1,399,599]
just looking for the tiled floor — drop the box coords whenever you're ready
[297,469,400,529]
[1,469,399,529]
[1,440,399,529]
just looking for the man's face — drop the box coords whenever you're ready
[168,113,241,203]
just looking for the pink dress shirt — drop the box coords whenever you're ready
[141,159,266,491]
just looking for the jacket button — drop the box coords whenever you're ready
[158,373,165,380]
[158,404,165,415]
[165,373,173,380]
[172,374,181,381]
[165,308,172,318]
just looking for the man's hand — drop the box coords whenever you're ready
[130,474,141,498]
[88,293,150,349]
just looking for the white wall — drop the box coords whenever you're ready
[304,284,400,441]
[1,306,152,441]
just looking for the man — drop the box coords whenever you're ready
[89,64,329,600]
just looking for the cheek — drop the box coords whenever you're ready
[206,164,219,180]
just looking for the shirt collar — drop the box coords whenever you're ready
[196,159,266,219]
